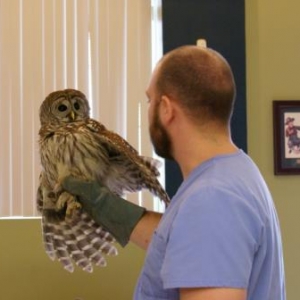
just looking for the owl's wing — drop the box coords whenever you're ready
[86,119,170,204]
[86,119,139,157]
[37,172,118,273]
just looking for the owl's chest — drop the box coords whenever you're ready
[39,131,109,184]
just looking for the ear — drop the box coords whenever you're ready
[159,95,175,125]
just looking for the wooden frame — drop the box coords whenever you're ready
[273,100,300,175]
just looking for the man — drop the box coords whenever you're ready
[63,46,286,300]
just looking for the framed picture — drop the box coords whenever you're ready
[273,100,300,175]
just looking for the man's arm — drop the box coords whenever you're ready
[180,287,247,300]
[130,211,162,250]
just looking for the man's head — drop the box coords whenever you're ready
[146,45,236,159]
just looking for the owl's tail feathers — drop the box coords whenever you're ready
[42,216,76,272]
[68,212,118,269]
[41,217,56,261]
[41,211,118,273]
[79,212,118,256]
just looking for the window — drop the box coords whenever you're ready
[0,0,164,218]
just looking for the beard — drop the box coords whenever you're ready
[149,103,173,160]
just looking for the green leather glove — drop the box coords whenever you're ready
[61,176,146,247]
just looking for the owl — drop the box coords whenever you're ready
[37,88,170,273]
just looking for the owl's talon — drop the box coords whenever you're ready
[66,201,82,216]
[57,191,81,217]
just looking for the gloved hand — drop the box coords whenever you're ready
[61,176,146,247]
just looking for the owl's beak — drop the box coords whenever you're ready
[69,111,75,121]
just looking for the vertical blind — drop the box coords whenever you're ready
[0,0,164,217]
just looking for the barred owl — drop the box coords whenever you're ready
[37,88,169,273]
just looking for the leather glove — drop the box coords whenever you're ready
[61,176,146,247]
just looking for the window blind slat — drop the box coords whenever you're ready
[76,0,89,94]
[65,0,77,89]
[22,0,44,216]
[54,0,67,89]
[0,1,9,215]
[43,0,56,94]
[106,0,127,134]
[8,1,22,216]
[90,0,109,122]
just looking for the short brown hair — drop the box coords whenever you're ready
[156,46,236,125]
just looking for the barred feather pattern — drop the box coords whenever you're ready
[36,183,118,273]
[37,88,170,272]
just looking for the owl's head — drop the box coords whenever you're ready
[39,89,90,126]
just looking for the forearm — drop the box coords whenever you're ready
[130,210,162,250]
[180,287,246,300]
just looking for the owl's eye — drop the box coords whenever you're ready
[58,104,68,112]
[74,102,80,110]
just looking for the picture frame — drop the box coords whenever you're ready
[273,100,300,175]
